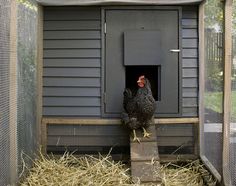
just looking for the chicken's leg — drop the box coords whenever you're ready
[142,127,151,138]
[132,129,140,143]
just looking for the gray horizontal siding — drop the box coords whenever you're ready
[44,6,199,157]
[47,125,129,146]
[44,7,101,20]
[43,77,100,87]
[43,107,101,116]
[43,87,101,97]
[47,124,195,155]
[44,21,101,30]
[44,59,101,67]
[43,7,101,117]
[44,31,101,39]
[48,136,128,146]
[44,49,101,58]
[182,7,198,117]
[157,123,195,154]
[43,68,101,77]
[44,40,101,49]
[43,6,199,118]
[182,88,198,97]
[43,97,101,106]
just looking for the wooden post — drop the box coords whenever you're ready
[222,0,233,185]
[37,5,43,151]
[9,0,18,184]
[198,0,205,159]
[41,118,47,154]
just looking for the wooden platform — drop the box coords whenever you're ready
[130,125,162,184]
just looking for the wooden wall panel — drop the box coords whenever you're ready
[43,7,101,117]
[182,6,198,117]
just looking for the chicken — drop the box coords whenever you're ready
[121,75,156,142]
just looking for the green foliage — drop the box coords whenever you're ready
[204,0,224,32]
[205,62,223,92]
[205,91,236,121]
[204,0,224,92]
[17,0,37,11]
[204,91,223,114]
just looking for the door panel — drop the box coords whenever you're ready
[104,9,180,116]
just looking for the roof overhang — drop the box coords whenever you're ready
[36,0,204,6]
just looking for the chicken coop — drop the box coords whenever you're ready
[0,0,236,185]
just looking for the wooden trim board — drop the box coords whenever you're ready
[42,117,199,125]
[37,4,44,152]
[222,0,233,185]
[198,0,205,158]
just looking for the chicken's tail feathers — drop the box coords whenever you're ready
[144,78,153,93]
[123,88,134,112]
[123,88,133,99]
[121,112,129,125]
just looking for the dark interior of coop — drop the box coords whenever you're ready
[125,65,161,101]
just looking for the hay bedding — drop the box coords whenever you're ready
[20,152,216,186]
[20,152,132,186]
[160,160,217,186]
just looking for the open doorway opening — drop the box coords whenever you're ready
[125,66,161,101]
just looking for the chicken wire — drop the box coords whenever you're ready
[17,0,38,176]
[201,0,224,180]
[0,0,38,185]
[229,0,236,184]
[0,0,11,185]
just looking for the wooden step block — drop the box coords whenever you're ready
[130,124,161,184]
[130,125,157,143]
[131,161,161,183]
[131,141,160,161]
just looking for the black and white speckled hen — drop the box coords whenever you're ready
[122,75,156,142]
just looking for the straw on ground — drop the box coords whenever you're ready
[20,152,216,186]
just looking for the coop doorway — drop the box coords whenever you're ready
[125,66,161,101]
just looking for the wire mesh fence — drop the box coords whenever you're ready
[201,0,236,185]
[229,0,236,184]
[201,0,224,179]
[17,0,38,177]
[0,0,11,185]
[0,0,38,185]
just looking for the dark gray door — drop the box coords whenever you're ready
[104,9,181,116]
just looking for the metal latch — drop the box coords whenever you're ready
[170,49,181,53]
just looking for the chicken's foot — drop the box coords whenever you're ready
[132,129,140,143]
[142,127,151,138]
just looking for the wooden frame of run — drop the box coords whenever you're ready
[199,0,234,184]
[222,0,233,185]
[37,4,44,155]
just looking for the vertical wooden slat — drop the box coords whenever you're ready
[198,0,205,158]
[223,0,233,185]
[193,123,199,156]
[37,5,43,150]
[41,118,47,154]
[9,0,18,184]
[101,8,106,116]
